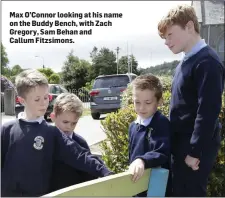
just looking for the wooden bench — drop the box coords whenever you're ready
[43,168,169,197]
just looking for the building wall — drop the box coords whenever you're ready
[200,24,224,63]
[193,0,224,63]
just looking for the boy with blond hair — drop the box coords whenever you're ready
[158,4,225,196]
[1,69,112,197]
[128,74,171,196]
[50,93,105,191]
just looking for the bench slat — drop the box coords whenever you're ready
[43,169,151,197]
[43,168,169,197]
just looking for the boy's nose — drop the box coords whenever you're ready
[139,105,145,111]
[40,101,45,106]
[165,39,169,46]
[41,99,49,106]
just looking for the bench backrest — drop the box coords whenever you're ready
[43,168,169,197]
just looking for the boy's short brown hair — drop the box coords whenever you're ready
[54,93,83,117]
[132,74,163,101]
[158,4,200,38]
[15,69,48,98]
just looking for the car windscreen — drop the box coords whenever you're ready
[93,75,129,89]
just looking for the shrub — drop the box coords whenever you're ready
[100,105,136,173]
[207,94,225,196]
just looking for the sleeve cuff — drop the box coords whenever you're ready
[188,146,202,159]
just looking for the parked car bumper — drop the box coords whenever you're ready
[90,103,120,114]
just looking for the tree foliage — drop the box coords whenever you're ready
[61,50,91,91]
[118,55,139,75]
[141,60,180,76]
[49,73,60,84]
[11,65,23,76]
[1,43,10,77]
[38,68,54,79]
[90,47,117,79]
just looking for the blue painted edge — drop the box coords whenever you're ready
[147,167,169,197]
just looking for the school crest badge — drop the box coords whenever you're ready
[33,136,44,150]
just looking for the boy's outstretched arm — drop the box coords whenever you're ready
[53,127,113,178]
[73,133,105,164]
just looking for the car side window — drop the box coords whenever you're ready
[60,86,68,93]
[55,86,61,94]
[51,85,61,94]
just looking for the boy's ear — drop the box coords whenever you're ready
[18,96,25,105]
[50,112,55,122]
[158,98,163,106]
[186,21,194,32]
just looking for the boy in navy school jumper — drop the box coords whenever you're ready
[158,5,225,197]
[128,74,171,196]
[50,93,105,192]
[1,70,112,197]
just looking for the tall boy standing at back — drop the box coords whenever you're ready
[158,4,225,196]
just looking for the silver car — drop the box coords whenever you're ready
[90,73,137,119]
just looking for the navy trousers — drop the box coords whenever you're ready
[171,127,221,197]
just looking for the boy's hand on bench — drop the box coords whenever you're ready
[185,155,200,171]
[129,158,145,183]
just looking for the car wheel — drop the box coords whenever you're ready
[91,112,100,120]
